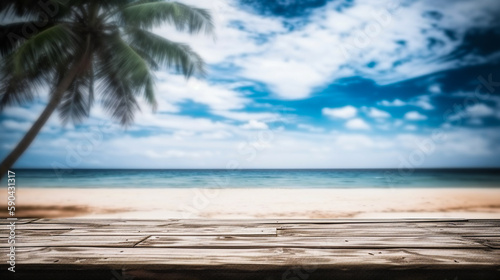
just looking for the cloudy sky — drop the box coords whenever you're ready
[1,0,500,169]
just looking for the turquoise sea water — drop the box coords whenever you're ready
[2,169,500,188]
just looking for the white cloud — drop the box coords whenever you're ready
[1,120,33,131]
[133,113,231,132]
[366,107,391,118]
[404,111,427,121]
[153,0,284,65]
[465,104,495,117]
[3,0,500,169]
[412,95,434,110]
[240,120,268,130]
[2,106,43,121]
[379,99,406,107]
[446,103,495,122]
[154,74,249,113]
[200,131,233,140]
[297,124,325,133]
[323,106,357,119]
[7,119,500,168]
[394,120,404,127]
[213,111,279,122]
[345,118,371,130]
[145,150,214,159]
[379,96,434,110]
[434,128,496,156]
[145,0,500,101]
[404,124,418,131]
[233,0,500,98]
[428,84,441,94]
[467,118,483,125]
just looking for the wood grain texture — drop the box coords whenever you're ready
[136,235,488,249]
[32,218,469,225]
[0,218,38,225]
[277,227,500,237]
[65,226,277,236]
[0,218,499,278]
[8,247,500,270]
[0,235,146,248]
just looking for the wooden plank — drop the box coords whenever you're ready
[34,219,171,226]
[8,220,494,230]
[0,235,147,248]
[0,228,276,237]
[413,222,500,228]
[64,227,276,236]
[1,223,105,230]
[4,269,500,280]
[0,218,39,225]
[0,229,73,237]
[3,221,496,237]
[277,227,500,237]
[136,235,487,249]
[1,219,499,278]
[467,237,500,249]
[432,221,500,227]
[27,218,463,226]
[277,227,429,237]
[0,223,275,234]
[2,221,496,232]
[274,222,500,229]
[5,247,500,270]
[7,227,492,238]
[172,218,469,225]
[31,218,469,225]
[468,219,500,223]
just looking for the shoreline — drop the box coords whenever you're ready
[1,187,499,219]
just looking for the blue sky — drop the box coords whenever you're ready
[1,0,500,168]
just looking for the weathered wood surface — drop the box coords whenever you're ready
[1,219,499,279]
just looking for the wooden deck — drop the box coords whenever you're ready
[1,218,500,279]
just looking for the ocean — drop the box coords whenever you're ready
[3,168,500,188]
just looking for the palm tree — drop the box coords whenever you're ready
[0,0,213,178]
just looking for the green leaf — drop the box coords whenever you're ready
[0,21,58,57]
[0,51,58,110]
[120,1,214,34]
[126,28,205,77]
[12,24,78,76]
[144,74,157,111]
[58,76,91,124]
[1,0,213,127]
[95,43,140,126]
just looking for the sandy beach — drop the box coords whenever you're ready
[1,188,499,219]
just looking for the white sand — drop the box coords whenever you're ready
[2,188,500,219]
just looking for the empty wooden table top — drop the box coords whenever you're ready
[1,218,499,280]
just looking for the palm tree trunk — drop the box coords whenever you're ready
[0,59,85,179]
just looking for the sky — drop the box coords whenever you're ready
[1,0,500,169]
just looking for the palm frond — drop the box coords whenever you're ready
[1,0,212,125]
[12,24,78,76]
[0,22,57,57]
[0,63,35,109]
[106,33,150,89]
[95,44,140,125]
[144,73,157,111]
[0,0,71,20]
[99,74,140,126]
[0,52,59,110]
[88,63,95,112]
[58,75,91,124]
[126,28,205,77]
[119,1,214,34]
[130,46,160,71]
